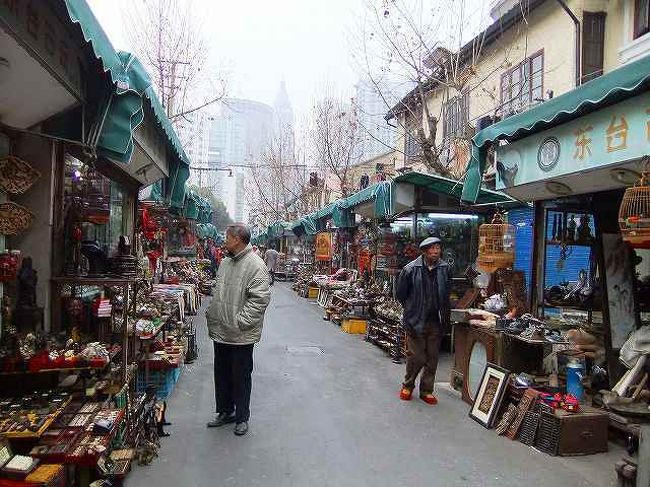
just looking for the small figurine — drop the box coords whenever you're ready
[577,214,593,243]
[566,214,577,243]
[17,257,37,308]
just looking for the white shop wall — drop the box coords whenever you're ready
[6,134,55,331]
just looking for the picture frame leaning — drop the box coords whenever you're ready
[469,363,510,429]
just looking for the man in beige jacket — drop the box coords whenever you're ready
[205,224,270,436]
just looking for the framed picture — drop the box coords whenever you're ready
[469,363,510,429]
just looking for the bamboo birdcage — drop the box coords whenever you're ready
[477,212,515,273]
[619,170,650,249]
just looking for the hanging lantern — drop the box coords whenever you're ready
[619,170,650,249]
[477,212,515,273]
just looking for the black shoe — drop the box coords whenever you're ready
[234,421,249,436]
[206,412,236,428]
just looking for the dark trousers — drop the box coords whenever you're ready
[403,326,442,395]
[269,271,275,285]
[213,342,254,423]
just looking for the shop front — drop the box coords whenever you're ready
[0,2,198,484]
[459,54,650,461]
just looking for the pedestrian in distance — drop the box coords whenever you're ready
[395,236,451,405]
[205,224,271,435]
[264,247,280,286]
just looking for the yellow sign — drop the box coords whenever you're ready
[315,232,332,261]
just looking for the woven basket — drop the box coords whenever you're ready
[0,201,34,235]
[0,156,41,194]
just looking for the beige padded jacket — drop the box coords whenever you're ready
[206,245,271,344]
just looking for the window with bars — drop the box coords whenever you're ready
[500,51,544,117]
[635,0,650,39]
[582,12,606,83]
[404,116,421,160]
[443,92,469,139]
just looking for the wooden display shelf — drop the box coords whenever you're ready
[0,349,121,376]
[0,396,71,439]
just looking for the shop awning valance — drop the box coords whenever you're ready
[290,215,319,237]
[338,181,392,218]
[197,223,218,240]
[63,0,125,85]
[461,54,650,203]
[394,171,514,206]
[64,0,191,182]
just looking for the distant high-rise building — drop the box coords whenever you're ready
[192,99,273,222]
[355,78,399,161]
[273,80,294,136]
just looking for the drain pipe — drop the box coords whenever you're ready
[555,0,581,87]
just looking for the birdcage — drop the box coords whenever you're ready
[619,170,650,249]
[477,212,515,273]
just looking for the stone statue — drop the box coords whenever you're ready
[17,257,37,308]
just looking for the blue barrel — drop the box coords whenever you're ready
[566,360,584,401]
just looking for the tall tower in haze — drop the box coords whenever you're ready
[273,80,295,151]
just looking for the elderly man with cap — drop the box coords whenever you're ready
[395,236,452,405]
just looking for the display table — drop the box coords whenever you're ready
[451,321,545,405]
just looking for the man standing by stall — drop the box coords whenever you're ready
[395,236,451,405]
[206,224,271,436]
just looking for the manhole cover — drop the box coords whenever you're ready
[286,346,324,355]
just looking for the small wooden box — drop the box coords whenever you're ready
[536,406,609,456]
[342,318,367,334]
[307,286,319,299]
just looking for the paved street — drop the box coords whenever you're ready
[127,283,622,487]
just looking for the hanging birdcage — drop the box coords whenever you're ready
[477,212,515,273]
[619,170,650,249]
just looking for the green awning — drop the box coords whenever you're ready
[63,0,125,85]
[291,215,319,236]
[267,222,292,239]
[461,54,650,203]
[314,202,339,220]
[64,0,191,180]
[394,171,514,206]
[184,191,200,220]
[341,182,392,218]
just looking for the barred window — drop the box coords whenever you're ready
[500,51,544,116]
[443,92,469,139]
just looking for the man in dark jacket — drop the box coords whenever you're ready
[395,236,451,405]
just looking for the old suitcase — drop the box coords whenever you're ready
[536,406,609,456]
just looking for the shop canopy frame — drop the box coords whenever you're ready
[460,54,650,204]
[64,0,191,209]
[393,171,516,210]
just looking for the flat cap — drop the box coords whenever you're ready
[419,236,442,249]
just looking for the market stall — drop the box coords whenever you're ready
[457,54,650,468]
[0,1,197,484]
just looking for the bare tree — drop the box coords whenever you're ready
[246,129,305,226]
[310,95,361,199]
[351,0,520,178]
[123,0,227,145]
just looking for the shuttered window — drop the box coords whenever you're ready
[582,12,606,83]
[500,51,544,117]
[635,0,650,39]
[443,92,469,139]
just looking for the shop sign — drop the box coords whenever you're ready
[0,1,84,100]
[496,91,650,190]
[315,232,332,261]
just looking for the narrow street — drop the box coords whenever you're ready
[127,284,621,487]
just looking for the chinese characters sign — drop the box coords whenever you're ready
[1,1,84,100]
[496,91,650,190]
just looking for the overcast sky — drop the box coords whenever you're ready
[88,0,367,120]
[87,0,491,120]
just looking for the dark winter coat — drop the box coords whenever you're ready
[395,255,452,336]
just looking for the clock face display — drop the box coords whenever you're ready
[537,137,560,171]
